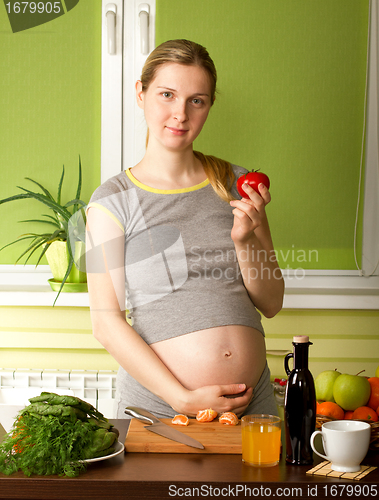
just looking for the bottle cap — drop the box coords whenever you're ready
[293,335,309,343]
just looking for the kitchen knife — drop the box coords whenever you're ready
[124,406,205,450]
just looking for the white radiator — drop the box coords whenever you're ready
[0,368,117,418]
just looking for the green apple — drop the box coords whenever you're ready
[333,373,371,411]
[376,365,379,378]
[315,370,341,402]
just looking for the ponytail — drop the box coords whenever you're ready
[194,151,235,203]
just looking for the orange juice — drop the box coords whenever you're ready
[242,422,281,466]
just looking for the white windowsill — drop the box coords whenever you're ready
[0,266,89,307]
[281,270,379,310]
[0,265,378,309]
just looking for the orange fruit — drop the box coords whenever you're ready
[352,406,378,422]
[367,377,379,411]
[171,414,189,426]
[219,412,239,426]
[344,410,354,420]
[316,401,345,420]
[196,408,218,422]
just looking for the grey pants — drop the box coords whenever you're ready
[115,361,278,419]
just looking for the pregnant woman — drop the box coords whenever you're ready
[85,39,284,419]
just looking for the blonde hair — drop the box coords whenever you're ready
[141,39,236,203]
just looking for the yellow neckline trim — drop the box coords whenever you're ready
[125,167,209,194]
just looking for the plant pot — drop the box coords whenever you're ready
[47,279,88,293]
[45,240,87,291]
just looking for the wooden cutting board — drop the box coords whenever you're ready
[125,418,242,454]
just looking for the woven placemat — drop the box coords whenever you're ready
[306,461,377,481]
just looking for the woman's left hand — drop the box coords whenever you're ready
[229,182,271,245]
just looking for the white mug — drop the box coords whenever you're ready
[310,420,371,472]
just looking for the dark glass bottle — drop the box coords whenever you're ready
[284,335,316,465]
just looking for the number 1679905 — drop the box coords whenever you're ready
[5,2,62,14]
[323,484,377,497]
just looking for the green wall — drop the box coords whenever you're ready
[156,0,369,270]
[0,0,101,264]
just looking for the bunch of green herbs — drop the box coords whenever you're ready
[0,392,118,477]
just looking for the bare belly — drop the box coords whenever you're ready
[150,325,266,391]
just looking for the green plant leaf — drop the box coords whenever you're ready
[65,236,74,263]
[19,219,60,228]
[57,165,65,206]
[73,157,83,216]
[1,191,69,223]
[0,234,42,252]
[80,207,87,226]
[35,234,64,267]
[15,188,72,221]
[0,230,64,265]
[53,257,74,306]
[18,230,65,266]
[76,156,82,202]
[42,214,61,229]
[0,193,35,204]
[64,199,87,210]
[56,215,68,234]
[22,243,48,266]
[35,245,50,267]
[14,236,51,265]
[46,228,67,243]
[42,214,60,224]
[24,177,56,201]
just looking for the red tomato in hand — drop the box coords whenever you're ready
[236,171,270,198]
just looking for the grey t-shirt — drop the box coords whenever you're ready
[87,164,264,344]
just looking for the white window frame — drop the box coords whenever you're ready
[101,0,155,182]
[1,0,378,309]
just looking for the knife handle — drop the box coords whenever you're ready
[124,406,161,425]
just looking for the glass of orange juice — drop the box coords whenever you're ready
[241,414,281,467]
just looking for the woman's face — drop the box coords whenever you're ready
[136,63,213,153]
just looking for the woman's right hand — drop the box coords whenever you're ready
[177,383,253,418]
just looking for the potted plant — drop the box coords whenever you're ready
[0,156,87,303]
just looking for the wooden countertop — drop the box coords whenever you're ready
[0,420,378,500]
